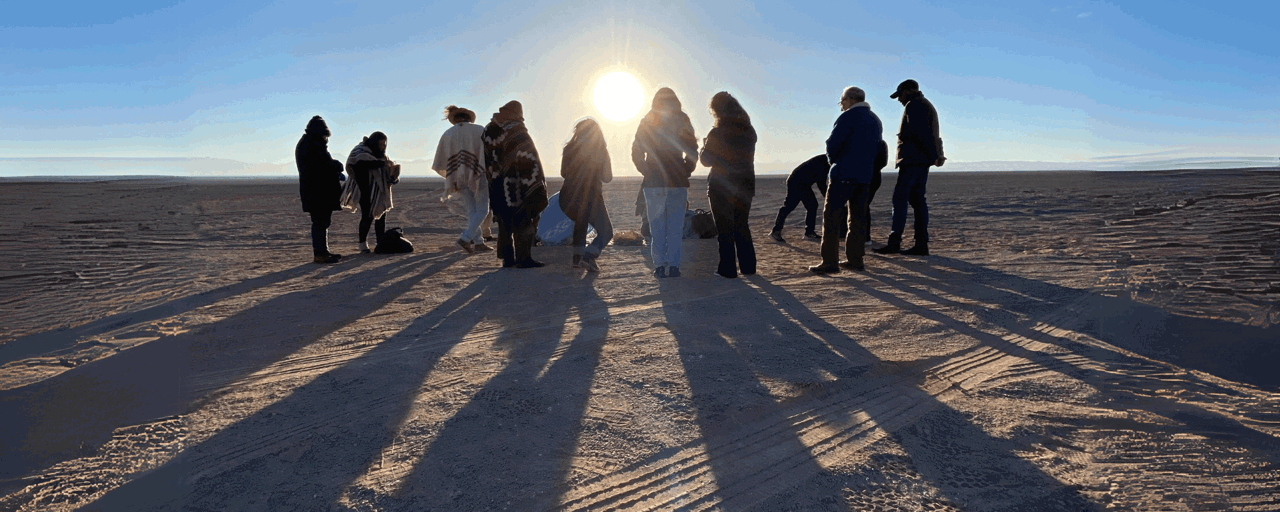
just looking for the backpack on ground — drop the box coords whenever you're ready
[687,209,717,239]
[375,227,414,254]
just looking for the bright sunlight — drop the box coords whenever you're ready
[592,72,644,122]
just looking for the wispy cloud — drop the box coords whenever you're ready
[1078,12,1093,18]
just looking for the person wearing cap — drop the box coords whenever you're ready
[295,115,346,264]
[875,79,944,256]
[432,105,494,254]
[809,86,885,274]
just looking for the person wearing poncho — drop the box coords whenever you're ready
[482,101,548,268]
[432,105,493,254]
[341,131,400,253]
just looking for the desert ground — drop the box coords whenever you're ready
[0,169,1278,511]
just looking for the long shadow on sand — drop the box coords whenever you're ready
[89,270,610,511]
[0,251,459,487]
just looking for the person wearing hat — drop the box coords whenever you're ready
[875,79,945,256]
[482,100,548,268]
[295,115,346,264]
[433,105,494,253]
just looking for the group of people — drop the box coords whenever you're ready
[294,79,943,277]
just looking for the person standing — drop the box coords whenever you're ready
[700,92,758,278]
[769,154,828,243]
[559,118,615,272]
[342,131,400,254]
[632,87,698,278]
[432,105,493,254]
[295,116,346,264]
[874,79,945,256]
[809,86,884,274]
[483,100,548,269]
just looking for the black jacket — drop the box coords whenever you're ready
[895,93,943,167]
[631,112,698,188]
[295,133,344,212]
[788,154,829,194]
[700,120,757,200]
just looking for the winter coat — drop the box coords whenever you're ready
[826,103,885,184]
[631,111,698,189]
[788,154,829,195]
[700,119,758,201]
[295,133,345,212]
[559,145,612,223]
[894,93,944,167]
[340,142,399,219]
[482,119,548,216]
[431,122,487,199]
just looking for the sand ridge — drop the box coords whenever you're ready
[0,170,1278,511]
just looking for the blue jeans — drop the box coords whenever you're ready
[643,187,687,268]
[888,165,929,245]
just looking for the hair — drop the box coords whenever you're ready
[842,86,866,103]
[363,131,389,157]
[563,117,609,168]
[640,87,687,128]
[443,105,476,124]
[304,115,330,137]
[709,91,750,126]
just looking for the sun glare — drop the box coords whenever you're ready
[592,72,644,122]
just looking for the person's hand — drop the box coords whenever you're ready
[338,173,347,182]
[934,157,946,168]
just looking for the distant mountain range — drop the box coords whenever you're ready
[1,156,1275,177]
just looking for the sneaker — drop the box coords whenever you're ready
[804,231,822,241]
[483,235,497,242]
[458,239,475,254]
[654,266,667,278]
[358,241,371,254]
[582,254,600,272]
[667,266,681,278]
[769,229,785,243]
[312,253,342,264]
[873,244,900,255]
[474,242,494,251]
[902,244,930,256]
[572,255,584,268]
[838,260,865,271]
[808,263,840,274]
[514,259,546,269]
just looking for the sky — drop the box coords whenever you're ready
[1,0,1277,176]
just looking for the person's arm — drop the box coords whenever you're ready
[825,112,854,165]
[875,140,889,171]
[630,127,648,177]
[681,121,699,176]
[909,103,940,163]
[600,155,613,184]
[698,129,720,169]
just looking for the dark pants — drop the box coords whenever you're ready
[831,168,879,241]
[820,180,869,265]
[496,210,539,265]
[572,203,614,258]
[709,192,757,276]
[355,171,386,244]
[887,165,929,246]
[773,180,819,234]
[309,210,333,256]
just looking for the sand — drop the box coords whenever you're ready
[0,169,1277,511]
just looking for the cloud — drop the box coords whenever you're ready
[1077,12,1093,18]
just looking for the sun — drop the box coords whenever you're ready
[592,71,645,122]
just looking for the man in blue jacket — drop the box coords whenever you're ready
[875,79,945,256]
[810,86,886,273]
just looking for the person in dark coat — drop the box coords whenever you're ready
[559,118,614,272]
[770,154,828,243]
[875,79,945,256]
[810,86,884,273]
[700,91,758,278]
[295,115,346,264]
[632,87,698,278]
[483,100,548,269]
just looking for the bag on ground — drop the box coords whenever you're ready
[685,209,717,239]
[375,227,414,254]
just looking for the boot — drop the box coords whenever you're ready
[582,254,600,272]
[769,228,785,243]
[902,242,929,256]
[572,254,584,268]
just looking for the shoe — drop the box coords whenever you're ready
[474,242,494,251]
[572,255,584,268]
[654,266,667,278]
[769,229,785,243]
[667,267,681,278]
[838,260,865,271]
[458,239,475,254]
[873,244,900,255]
[804,231,822,241]
[582,254,600,272]
[312,253,341,264]
[483,235,497,242]
[716,270,738,278]
[902,244,930,256]
[358,241,371,254]
[808,263,840,274]
[514,259,546,269]
[502,257,517,268]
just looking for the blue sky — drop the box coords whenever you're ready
[1,0,1276,176]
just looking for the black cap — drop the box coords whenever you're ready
[890,79,919,99]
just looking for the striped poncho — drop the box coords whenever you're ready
[340,142,399,219]
[431,121,486,200]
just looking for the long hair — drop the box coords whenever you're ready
[709,91,750,127]
[563,117,609,169]
[640,87,685,127]
[363,131,388,158]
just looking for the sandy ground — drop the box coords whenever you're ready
[0,170,1278,511]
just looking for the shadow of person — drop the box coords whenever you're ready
[85,267,502,511]
[743,276,1098,511]
[376,271,611,510]
[0,251,463,486]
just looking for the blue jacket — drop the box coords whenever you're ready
[825,104,884,184]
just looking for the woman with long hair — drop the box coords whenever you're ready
[559,118,614,271]
[631,87,698,278]
[342,131,400,253]
[700,91,758,277]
